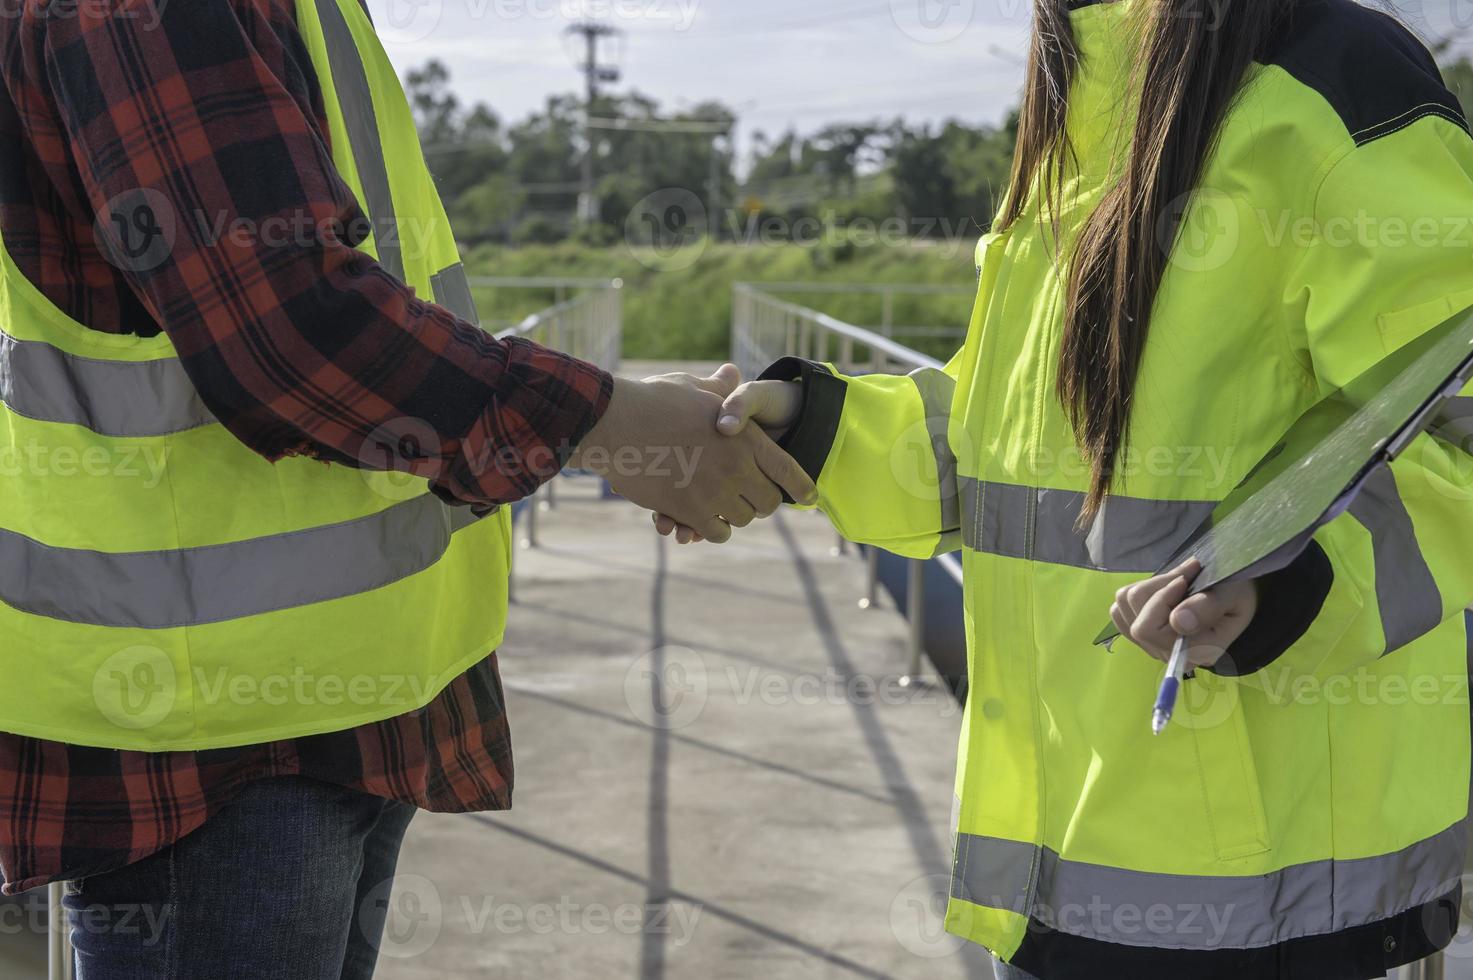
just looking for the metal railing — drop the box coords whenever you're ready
[733,280,973,347]
[471,275,628,332]
[732,282,945,685]
[732,282,945,381]
[492,279,623,368]
[494,281,624,552]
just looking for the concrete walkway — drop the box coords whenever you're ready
[378,474,992,979]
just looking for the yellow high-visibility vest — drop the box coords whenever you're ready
[768,0,1473,964]
[0,0,511,751]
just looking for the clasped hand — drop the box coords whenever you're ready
[573,364,808,544]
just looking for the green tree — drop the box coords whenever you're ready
[890,120,1015,235]
[406,59,510,240]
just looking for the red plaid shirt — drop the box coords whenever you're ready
[0,0,612,893]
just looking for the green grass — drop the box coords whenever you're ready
[463,238,980,361]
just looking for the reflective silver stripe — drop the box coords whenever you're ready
[315,0,403,282]
[0,329,216,437]
[1429,396,1473,450]
[430,263,481,326]
[952,820,1466,950]
[908,367,960,534]
[1348,466,1443,654]
[0,494,489,629]
[951,833,1038,911]
[960,478,1215,574]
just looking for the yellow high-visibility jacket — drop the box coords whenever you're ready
[0,0,513,750]
[766,1,1473,975]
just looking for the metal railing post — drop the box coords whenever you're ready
[522,484,540,549]
[858,546,881,610]
[49,881,72,980]
[902,559,926,686]
[1409,954,1445,980]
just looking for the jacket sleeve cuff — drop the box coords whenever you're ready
[758,357,848,500]
[1208,541,1336,677]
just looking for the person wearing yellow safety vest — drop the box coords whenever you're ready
[0,1,813,977]
[661,0,1473,976]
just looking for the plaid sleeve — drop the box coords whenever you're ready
[33,0,610,507]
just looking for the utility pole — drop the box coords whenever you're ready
[707,120,734,244]
[566,21,622,225]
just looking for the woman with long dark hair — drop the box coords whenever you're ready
[665,0,1473,976]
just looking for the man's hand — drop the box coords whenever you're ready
[1110,559,1259,667]
[653,378,807,544]
[574,366,816,544]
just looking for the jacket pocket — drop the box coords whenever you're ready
[1377,286,1473,354]
[1183,676,1273,862]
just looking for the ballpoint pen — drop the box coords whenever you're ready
[1151,636,1191,735]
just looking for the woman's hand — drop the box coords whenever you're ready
[713,380,804,438]
[654,379,806,544]
[1110,559,1258,667]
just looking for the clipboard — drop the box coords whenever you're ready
[1094,302,1473,647]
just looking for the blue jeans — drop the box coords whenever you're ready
[62,776,416,980]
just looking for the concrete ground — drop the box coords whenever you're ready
[378,475,992,979]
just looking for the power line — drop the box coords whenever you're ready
[587,116,731,134]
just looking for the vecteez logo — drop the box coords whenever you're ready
[1161,188,1241,274]
[94,189,177,275]
[890,873,968,958]
[623,645,709,730]
[93,646,178,732]
[361,874,445,960]
[889,0,978,45]
[1393,0,1473,38]
[372,0,445,43]
[624,189,710,273]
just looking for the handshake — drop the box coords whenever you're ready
[571,364,809,544]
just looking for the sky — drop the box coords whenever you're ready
[364,0,1036,165]
[364,0,1472,169]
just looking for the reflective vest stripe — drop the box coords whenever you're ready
[960,470,1443,649]
[952,819,1465,949]
[314,0,403,281]
[1347,465,1444,654]
[1,494,487,629]
[430,262,481,326]
[0,327,215,437]
[908,367,960,535]
[960,477,1216,574]
[0,268,478,437]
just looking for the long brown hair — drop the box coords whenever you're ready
[1000,0,1294,517]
